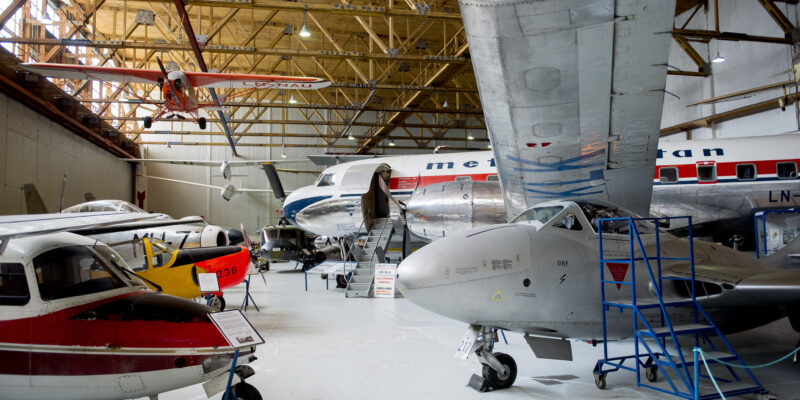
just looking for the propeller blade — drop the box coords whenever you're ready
[378,174,405,210]
[156,57,182,110]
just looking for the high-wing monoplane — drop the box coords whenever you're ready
[21,59,330,129]
[0,213,261,399]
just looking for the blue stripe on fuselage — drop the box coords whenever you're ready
[283,195,332,226]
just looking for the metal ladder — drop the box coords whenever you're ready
[594,216,767,400]
[345,218,394,298]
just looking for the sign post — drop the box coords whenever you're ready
[208,310,266,400]
[373,263,397,298]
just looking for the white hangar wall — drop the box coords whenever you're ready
[0,91,132,215]
[661,0,799,142]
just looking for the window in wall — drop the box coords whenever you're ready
[659,167,678,183]
[736,164,757,181]
[0,263,29,305]
[777,162,797,179]
[697,165,717,183]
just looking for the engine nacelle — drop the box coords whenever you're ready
[220,184,236,201]
[201,225,229,247]
[406,181,505,240]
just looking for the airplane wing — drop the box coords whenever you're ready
[123,158,306,166]
[461,0,674,219]
[184,71,331,90]
[0,212,159,253]
[144,175,274,193]
[664,263,800,307]
[20,63,162,84]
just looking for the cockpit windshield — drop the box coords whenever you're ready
[33,245,139,301]
[511,206,564,226]
[576,201,655,234]
[316,173,336,187]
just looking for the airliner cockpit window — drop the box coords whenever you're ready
[317,173,336,187]
[34,246,128,301]
[511,206,564,226]
[0,263,29,305]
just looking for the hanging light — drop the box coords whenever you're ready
[299,11,311,38]
[289,94,297,104]
[348,134,356,141]
[442,99,449,108]
[388,140,396,147]
[467,133,475,141]
[281,143,288,158]
[712,53,725,63]
[486,142,492,149]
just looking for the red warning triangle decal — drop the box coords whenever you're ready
[606,263,629,290]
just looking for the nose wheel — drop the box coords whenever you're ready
[481,352,517,389]
[207,294,226,311]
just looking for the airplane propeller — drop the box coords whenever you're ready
[156,57,183,110]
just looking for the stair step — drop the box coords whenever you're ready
[698,381,764,398]
[345,290,370,298]
[657,350,736,368]
[640,324,713,337]
[607,299,696,309]
[347,282,372,290]
[350,275,373,283]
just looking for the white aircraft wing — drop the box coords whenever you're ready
[461,0,674,219]
[20,63,162,84]
[144,175,274,193]
[124,158,306,166]
[0,212,158,252]
[185,71,331,90]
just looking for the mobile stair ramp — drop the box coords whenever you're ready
[345,218,394,298]
[593,216,768,400]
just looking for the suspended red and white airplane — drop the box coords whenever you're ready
[21,59,331,129]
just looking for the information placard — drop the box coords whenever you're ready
[208,310,265,349]
[373,263,397,298]
[197,272,220,292]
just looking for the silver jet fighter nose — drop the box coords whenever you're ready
[397,224,533,325]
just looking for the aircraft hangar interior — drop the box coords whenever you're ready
[2,0,800,399]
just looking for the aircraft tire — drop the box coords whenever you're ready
[143,116,152,128]
[482,352,516,389]
[232,382,262,400]
[646,366,658,382]
[208,295,226,311]
[198,117,207,130]
[336,274,347,288]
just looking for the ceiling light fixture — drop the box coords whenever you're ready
[388,140,396,147]
[289,94,297,104]
[281,144,288,158]
[348,134,356,141]
[299,11,311,38]
[712,53,725,63]
[442,99,449,108]
[467,133,475,140]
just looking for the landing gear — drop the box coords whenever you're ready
[231,382,262,400]
[646,366,658,382]
[208,294,226,311]
[473,326,518,390]
[482,352,517,389]
[336,274,348,288]
[143,116,153,128]
[198,117,207,130]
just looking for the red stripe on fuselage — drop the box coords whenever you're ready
[389,174,496,190]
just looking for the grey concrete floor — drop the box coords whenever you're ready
[144,261,800,400]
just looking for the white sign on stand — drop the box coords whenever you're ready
[197,272,220,293]
[208,310,265,349]
[373,263,397,298]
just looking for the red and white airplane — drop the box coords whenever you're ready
[284,134,800,248]
[21,59,331,129]
[0,213,261,399]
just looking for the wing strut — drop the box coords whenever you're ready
[173,0,239,157]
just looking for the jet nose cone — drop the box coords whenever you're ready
[397,224,532,322]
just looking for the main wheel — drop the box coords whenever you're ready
[646,366,658,382]
[208,294,226,311]
[336,274,348,288]
[198,117,207,130]
[482,352,517,389]
[594,373,607,389]
[143,116,152,128]
[231,382,262,400]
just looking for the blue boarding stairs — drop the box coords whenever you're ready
[593,216,768,400]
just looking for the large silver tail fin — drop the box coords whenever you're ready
[23,183,48,214]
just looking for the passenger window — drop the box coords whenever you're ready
[697,165,717,183]
[0,263,29,305]
[659,167,678,183]
[736,164,756,181]
[553,214,583,231]
[777,162,797,179]
[455,176,471,182]
[34,246,127,300]
[317,173,336,187]
[486,175,499,182]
